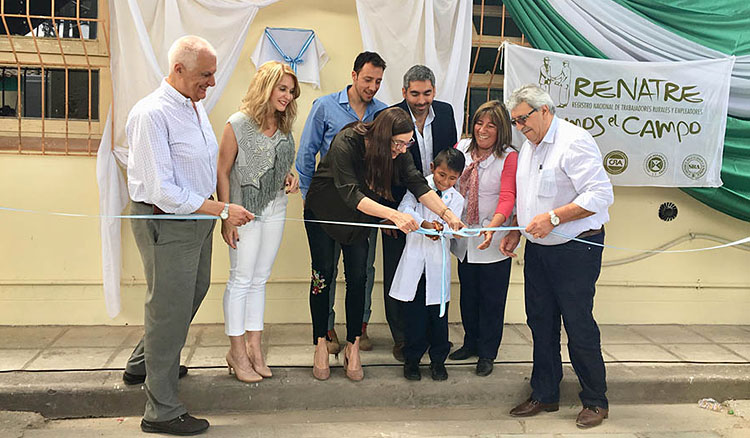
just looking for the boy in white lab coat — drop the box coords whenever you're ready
[390,148,465,381]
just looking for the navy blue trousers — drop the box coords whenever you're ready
[457,258,511,360]
[403,274,450,364]
[523,232,608,409]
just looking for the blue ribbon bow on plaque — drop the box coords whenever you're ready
[263,27,316,74]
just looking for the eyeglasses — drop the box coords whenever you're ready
[391,139,414,150]
[510,108,538,126]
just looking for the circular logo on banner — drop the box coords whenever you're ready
[603,150,628,175]
[682,154,707,180]
[644,153,668,177]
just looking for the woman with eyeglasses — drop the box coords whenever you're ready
[304,107,465,381]
[448,100,518,377]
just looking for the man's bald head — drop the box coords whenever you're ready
[167,35,216,71]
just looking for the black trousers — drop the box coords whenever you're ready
[381,229,407,344]
[304,210,369,345]
[524,232,608,409]
[403,274,450,365]
[456,258,511,360]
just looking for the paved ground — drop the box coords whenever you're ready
[2,323,749,372]
[1,323,749,420]
[4,403,750,437]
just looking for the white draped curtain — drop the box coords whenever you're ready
[96,0,277,318]
[548,0,750,119]
[355,0,473,135]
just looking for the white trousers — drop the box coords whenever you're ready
[223,193,288,336]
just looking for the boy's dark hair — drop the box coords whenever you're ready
[353,51,386,73]
[433,147,465,175]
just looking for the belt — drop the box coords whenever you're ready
[576,226,604,239]
[146,195,214,215]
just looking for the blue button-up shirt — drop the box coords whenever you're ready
[295,85,387,198]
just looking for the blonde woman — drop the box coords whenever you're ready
[217,61,300,382]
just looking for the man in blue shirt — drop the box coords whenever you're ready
[296,51,388,353]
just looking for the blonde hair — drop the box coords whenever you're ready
[239,61,300,134]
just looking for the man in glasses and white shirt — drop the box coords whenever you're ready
[380,65,458,362]
[500,84,614,429]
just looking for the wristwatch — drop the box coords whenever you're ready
[548,210,560,227]
[220,203,230,220]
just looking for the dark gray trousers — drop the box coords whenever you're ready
[126,201,215,421]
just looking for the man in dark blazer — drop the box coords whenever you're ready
[380,65,458,361]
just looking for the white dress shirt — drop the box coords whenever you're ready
[451,139,514,264]
[390,175,465,305]
[409,105,435,176]
[126,80,219,214]
[516,116,614,246]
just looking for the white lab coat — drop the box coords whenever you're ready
[389,175,465,305]
[451,138,513,264]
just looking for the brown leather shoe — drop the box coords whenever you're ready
[392,342,405,362]
[509,397,559,417]
[359,323,373,351]
[326,329,341,355]
[576,406,608,428]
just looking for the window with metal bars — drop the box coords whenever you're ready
[466,0,528,135]
[1,0,98,39]
[0,0,108,155]
[0,66,99,119]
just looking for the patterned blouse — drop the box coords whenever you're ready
[227,111,295,215]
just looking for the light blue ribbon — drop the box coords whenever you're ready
[264,27,316,74]
[0,206,219,220]
[3,204,749,316]
[416,226,526,317]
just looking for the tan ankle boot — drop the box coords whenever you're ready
[344,337,364,381]
[312,337,330,380]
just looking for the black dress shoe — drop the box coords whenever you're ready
[448,345,477,361]
[476,358,494,376]
[430,363,448,381]
[123,365,188,385]
[403,361,421,381]
[141,413,209,435]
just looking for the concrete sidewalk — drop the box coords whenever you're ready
[1,323,749,418]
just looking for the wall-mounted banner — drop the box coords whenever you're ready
[503,44,735,187]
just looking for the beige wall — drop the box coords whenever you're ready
[1,0,749,326]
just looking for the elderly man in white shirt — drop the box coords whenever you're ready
[500,84,614,429]
[124,35,253,436]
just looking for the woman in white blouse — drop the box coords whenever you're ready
[450,100,518,377]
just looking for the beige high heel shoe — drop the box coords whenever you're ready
[312,337,330,381]
[247,348,272,378]
[249,355,272,378]
[343,337,364,381]
[246,332,272,378]
[226,352,262,383]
